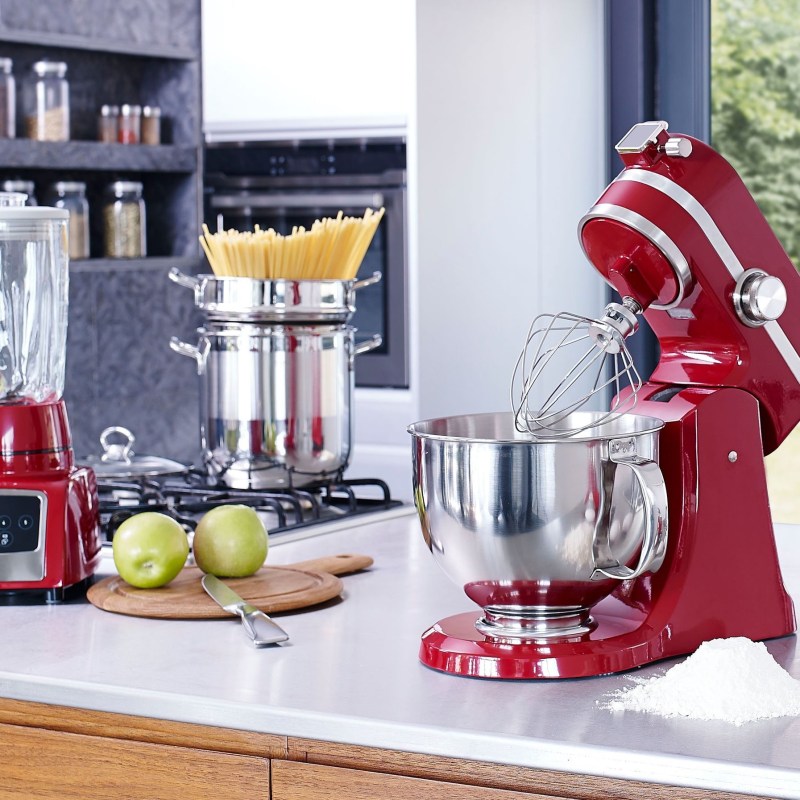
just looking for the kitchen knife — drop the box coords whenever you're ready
[201,574,289,646]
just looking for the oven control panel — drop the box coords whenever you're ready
[0,490,46,581]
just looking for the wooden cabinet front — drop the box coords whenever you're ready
[272,759,568,800]
[0,721,269,800]
[0,699,778,800]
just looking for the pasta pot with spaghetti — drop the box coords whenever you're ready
[170,208,384,489]
[169,208,384,322]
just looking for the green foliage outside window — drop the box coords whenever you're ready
[711,0,800,268]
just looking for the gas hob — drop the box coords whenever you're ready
[97,473,406,548]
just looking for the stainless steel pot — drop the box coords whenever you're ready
[407,411,668,640]
[171,323,380,489]
[169,268,381,323]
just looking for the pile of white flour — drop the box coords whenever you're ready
[605,637,800,725]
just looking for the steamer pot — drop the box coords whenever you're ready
[171,323,381,489]
[168,268,382,323]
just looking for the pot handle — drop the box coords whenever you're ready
[168,268,200,291]
[170,336,209,372]
[353,334,382,356]
[591,449,668,581]
[353,272,382,291]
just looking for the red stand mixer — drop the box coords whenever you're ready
[0,193,101,602]
[409,121,799,679]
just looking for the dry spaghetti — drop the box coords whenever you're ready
[199,207,385,281]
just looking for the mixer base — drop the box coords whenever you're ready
[421,607,663,679]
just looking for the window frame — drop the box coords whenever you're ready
[604,0,710,377]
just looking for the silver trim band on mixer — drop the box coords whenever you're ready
[577,204,691,310]
[615,169,800,385]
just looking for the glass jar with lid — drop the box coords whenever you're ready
[98,104,119,144]
[118,103,141,144]
[2,180,37,206]
[103,181,146,258]
[23,60,69,142]
[0,58,15,139]
[141,105,161,145]
[49,181,90,259]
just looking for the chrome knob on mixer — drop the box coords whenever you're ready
[662,137,693,158]
[733,268,787,327]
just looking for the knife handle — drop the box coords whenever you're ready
[240,607,289,646]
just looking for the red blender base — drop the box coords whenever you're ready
[0,401,102,603]
[420,387,797,679]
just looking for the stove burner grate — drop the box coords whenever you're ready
[97,473,401,543]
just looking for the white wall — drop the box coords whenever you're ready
[412,0,607,424]
[202,0,416,138]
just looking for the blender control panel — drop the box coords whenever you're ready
[0,490,46,582]
[0,494,42,552]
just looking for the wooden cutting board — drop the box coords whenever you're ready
[87,553,373,620]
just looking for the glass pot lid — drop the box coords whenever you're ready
[82,426,188,478]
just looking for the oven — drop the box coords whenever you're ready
[203,137,408,389]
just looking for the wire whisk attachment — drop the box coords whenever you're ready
[511,298,643,438]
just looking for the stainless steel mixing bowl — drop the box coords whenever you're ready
[408,411,668,639]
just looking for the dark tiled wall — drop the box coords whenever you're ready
[64,262,205,464]
[0,0,206,465]
[0,0,200,52]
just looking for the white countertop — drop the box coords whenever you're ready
[1,509,799,799]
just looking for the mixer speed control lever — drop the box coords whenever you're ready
[733,268,787,327]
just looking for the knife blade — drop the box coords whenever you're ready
[201,574,289,646]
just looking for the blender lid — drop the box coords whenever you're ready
[82,426,189,478]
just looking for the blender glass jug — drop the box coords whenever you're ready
[0,191,69,403]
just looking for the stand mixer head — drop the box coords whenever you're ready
[579,119,800,451]
[411,121,799,678]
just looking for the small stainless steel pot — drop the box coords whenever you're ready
[171,323,380,489]
[169,268,381,323]
[408,411,668,640]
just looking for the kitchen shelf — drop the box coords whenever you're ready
[2,0,205,464]
[70,256,200,273]
[0,140,197,173]
[0,28,196,61]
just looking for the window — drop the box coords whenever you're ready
[712,0,800,268]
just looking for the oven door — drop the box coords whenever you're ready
[207,185,408,389]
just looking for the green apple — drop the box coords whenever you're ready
[193,504,268,578]
[112,512,190,589]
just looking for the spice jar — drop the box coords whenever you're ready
[50,181,90,259]
[103,181,146,258]
[118,104,141,144]
[2,180,37,206]
[23,61,69,142]
[98,104,119,144]
[0,58,16,139]
[141,105,161,145]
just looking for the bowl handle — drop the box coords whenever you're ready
[591,452,668,581]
